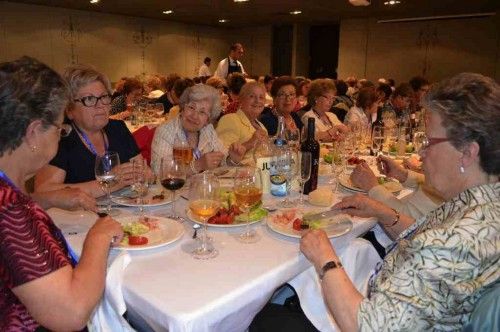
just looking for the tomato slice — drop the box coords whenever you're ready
[292,218,302,231]
[128,235,148,245]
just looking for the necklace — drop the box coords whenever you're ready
[312,109,333,128]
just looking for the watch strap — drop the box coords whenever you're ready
[319,260,343,280]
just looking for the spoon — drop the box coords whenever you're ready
[192,223,201,239]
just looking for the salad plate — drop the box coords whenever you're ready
[111,185,174,207]
[266,209,353,239]
[338,174,403,193]
[113,215,184,251]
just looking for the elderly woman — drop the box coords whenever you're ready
[151,84,245,174]
[109,76,144,120]
[344,87,379,127]
[301,78,348,142]
[301,73,499,331]
[216,81,268,165]
[259,76,303,136]
[35,64,141,198]
[0,57,123,331]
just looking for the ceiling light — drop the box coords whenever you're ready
[162,10,173,14]
[90,0,99,3]
[384,0,401,5]
[234,0,249,2]
[219,19,229,23]
[290,10,302,15]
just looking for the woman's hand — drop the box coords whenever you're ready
[377,155,408,182]
[114,162,136,188]
[87,215,124,244]
[300,229,339,271]
[32,188,97,212]
[333,193,395,222]
[228,143,246,164]
[350,162,378,191]
[197,151,225,171]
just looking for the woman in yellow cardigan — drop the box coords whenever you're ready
[216,82,268,165]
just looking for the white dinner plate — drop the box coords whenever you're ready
[267,213,353,239]
[113,215,184,251]
[338,174,403,193]
[111,185,174,207]
[186,209,265,228]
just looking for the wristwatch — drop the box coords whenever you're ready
[319,260,343,280]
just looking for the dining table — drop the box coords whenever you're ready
[48,161,410,332]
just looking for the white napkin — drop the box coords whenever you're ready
[88,250,135,332]
[289,238,382,332]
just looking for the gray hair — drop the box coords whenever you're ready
[238,81,266,99]
[423,72,500,175]
[0,56,69,156]
[63,64,112,102]
[179,84,221,123]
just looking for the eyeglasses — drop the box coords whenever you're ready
[51,123,72,137]
[277,92,296,100]
[184,103,210,119]
[421,134,450,151]
[74,94,112,107]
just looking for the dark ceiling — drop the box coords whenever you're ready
[9,0,499,28]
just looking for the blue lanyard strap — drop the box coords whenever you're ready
[0,170,18,189]
[72,123,108,155]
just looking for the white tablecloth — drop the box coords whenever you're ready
[48,185,377,332]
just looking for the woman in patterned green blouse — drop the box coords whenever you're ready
[301,72,499,331]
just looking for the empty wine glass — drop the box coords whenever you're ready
[285,127,301,151]
[132,158,148,217]
[372,125,384,157]
[189,172,220,259]
[95,151,120,216]
[234,166,263,243]
[160,158,186,220]
[275,147,297,208]
[297,151,311,205]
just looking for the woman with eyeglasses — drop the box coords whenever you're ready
[109,76,144,120]
[301,78,348,142]
[35,64,143,197]
[299,73,499,331]
[151,84,245,175]
[0,57,123,331]
[259,76,303,136]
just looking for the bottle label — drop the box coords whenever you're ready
[256,156,272,194]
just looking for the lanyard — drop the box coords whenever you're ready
[182,129,202,160]
[0,170,79,266]
[312,109,333,129]
[72,123,108,156]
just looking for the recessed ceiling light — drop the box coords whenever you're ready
[219,19,229,23]
[234,0,249,2]
[90,0,99,3]
[290,10,302,15]
[384,0,401,5]
[162,10,173,14]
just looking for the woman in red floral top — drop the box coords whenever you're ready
[0,57,123,331]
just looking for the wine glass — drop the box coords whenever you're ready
[160,158,186,220]
[412,131,426,153]
[285,127,300,152]
[297,151,311,205]
[173,137,193,166]
[95,151,121,216]
[275,147,297,208]
[132,158,148,217]
[372,125,384,157]
[189,172,220,259]
[234,166,263,243]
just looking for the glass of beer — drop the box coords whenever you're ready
[234,166,263,243]
[189,172,220,259]
[173,137,193,166]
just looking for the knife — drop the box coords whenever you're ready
[301,208,348,229]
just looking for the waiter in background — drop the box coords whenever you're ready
[198,57,212,82]
[214,43,246,79]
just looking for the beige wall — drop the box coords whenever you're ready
[0,2,271,82]
[338,15,500,83]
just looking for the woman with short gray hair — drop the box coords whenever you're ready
[151,84,245,174]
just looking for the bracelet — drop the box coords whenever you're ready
[318,260,343,280]
[190,160,199,174]
[226,155,241,166]
[388,208,400,227]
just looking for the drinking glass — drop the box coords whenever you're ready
[275,147,297,208]
[372,125,384,157]
[412,131,426,153]
[160,158,186,220]
[189,172,220,259]
[297,151,311,205]
[95,151,121,216]
[132,158,148,217]
[173,137,193,166]
[234,166,263,243]
[285,127,301,152]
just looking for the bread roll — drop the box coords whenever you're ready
[308,187,334,206]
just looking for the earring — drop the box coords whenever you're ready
[459,165,465,173]
[31,145,37,152]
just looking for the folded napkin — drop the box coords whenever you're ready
[289,238,381,332]
[88,250,135,332]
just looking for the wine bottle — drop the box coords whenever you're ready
[269,116,288,196]
[300,118,319,195]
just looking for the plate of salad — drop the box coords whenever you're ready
[113,215,184,250]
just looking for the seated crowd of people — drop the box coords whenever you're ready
[0,55,498,331]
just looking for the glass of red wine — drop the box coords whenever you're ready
[160,158,186,220]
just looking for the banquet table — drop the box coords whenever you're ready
[48,180,382,332]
